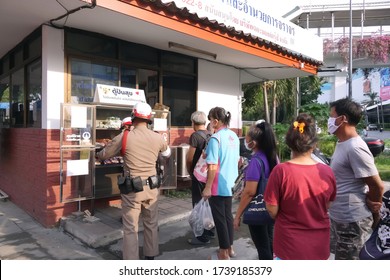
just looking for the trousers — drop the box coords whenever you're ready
[330,216,373,260]
[121,185,159,260]
[248,224,274,260]
[209,196,234,249]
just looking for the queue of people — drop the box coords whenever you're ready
[97,98,386,260]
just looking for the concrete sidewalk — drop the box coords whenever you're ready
[0,194,196,260]
[1,182,389,260]
[60,194,195,250]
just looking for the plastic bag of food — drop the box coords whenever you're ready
[201,200,215,230]
[188,199,215,236]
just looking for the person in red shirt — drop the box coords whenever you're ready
[264,113,336,260]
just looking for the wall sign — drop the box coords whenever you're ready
[94,84,146,106]
[163,0,322,61]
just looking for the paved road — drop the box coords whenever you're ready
[365,130,390,141]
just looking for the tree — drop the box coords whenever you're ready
[241,83,264,121]
[242,76,323,124]
[299,76,324,106]
[362,91,379,107]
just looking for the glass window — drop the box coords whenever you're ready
[11,68,25,127]
[119,41,158,68]
[0,76,10,128]
[2,57,9,74]
[28,36,42,60]
[120,67,136,89]
[14,48,23,68]
[70,58,119,103]
[163,73,196,126]
[161,52,196,74]
[66,31,117,58]
[27,59,42,128]
[139,69,158,108]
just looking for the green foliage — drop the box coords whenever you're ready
[242,125,250,136]
[163,188,192,199]
[242,83,265,121]
[299,103,330,132]
[317,134,337,157]
[300,76,325,106]
[272,123,290,162]
[375,153,390,181]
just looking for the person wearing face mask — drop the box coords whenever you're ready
[328,98,384,260]
[233,121,278,260]
[203,107,240,260]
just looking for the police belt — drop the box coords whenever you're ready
[141,179,149,185]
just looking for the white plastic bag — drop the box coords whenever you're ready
[201,200,215,230]
[188,199,215,236]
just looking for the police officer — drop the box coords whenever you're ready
[121,116,133,131]
[96,102,170,260]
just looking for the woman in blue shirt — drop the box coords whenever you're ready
[203,107,240,260]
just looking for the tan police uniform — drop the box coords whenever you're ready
[97,125,169,259]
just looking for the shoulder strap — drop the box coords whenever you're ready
[121,129,129,156]
[196,130,211,150]
[196,130,208,141]
[252,157,267,194]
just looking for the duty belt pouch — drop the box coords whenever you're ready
[117,175,133,194]
[132,176,144,192]
[148,175,159,189]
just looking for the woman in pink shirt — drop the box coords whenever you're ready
[264,113,336,260]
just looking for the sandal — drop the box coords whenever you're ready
[215,249,237,258]
[209,252,230,260]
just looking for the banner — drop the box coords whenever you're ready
[380,68,390,101]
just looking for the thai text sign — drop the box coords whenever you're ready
[163,0,323,61]
[94,84,146,106]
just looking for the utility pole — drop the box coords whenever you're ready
[348,0,353,98]
[380,97,385,130]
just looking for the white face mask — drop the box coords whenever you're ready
[327,116,342,134]
[244,140,253,151]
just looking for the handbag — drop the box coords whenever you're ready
[192,131,211,183]
[242,157,274,225]
[193,154,208,183]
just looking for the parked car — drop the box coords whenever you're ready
[368,124,378,131]
[363,137,385,157]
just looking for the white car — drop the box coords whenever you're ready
[368,124,378,131]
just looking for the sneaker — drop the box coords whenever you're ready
[203,229,216,239]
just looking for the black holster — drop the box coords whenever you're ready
[117,175,133,194]
[148,175,160,189]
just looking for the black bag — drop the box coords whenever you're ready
[242,157,274,225]
[117,175,133,194]
[132,176,144,192]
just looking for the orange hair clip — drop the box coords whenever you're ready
[293,121,305,134]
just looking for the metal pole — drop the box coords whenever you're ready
[381,97,385,129]
[377,101,380,125]
[348,0,353,98]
